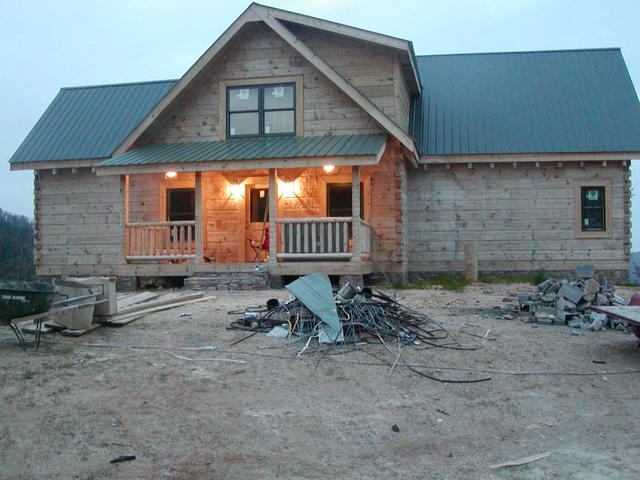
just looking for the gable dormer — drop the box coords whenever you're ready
[117,3,420,160]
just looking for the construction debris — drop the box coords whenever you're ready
[228,273,489,383]
[512,265,629,331]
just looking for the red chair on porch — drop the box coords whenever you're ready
[248,226,269,262]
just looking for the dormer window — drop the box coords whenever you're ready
[227,83,295,138]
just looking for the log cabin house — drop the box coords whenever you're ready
[9,3,640,288]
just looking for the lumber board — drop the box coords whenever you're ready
[115,292,203,316]
[116,291,161,310]
[106,296,216,326]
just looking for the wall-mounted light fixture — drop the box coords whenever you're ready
[278,180,297,197]
[228,183,244,200]
[322,165,335,173]
[164,171,178,179]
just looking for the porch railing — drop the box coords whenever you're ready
[360,220,372,256]
[125,221,196,260]
[276,217,371,259]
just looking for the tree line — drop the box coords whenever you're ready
[0,208,35,280]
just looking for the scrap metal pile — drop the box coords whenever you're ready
[228,273,488,383]
[515,264,628,330]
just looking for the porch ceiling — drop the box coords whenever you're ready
[97,134,387,170]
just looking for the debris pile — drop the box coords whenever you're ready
[229,273,488,383]
[515,264,628,331]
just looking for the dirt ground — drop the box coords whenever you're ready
[1,282,639,479]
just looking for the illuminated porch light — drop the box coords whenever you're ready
[322,164,335,173]
[279,181,296,197]
[228,183,244,200]
[164,171,178,179]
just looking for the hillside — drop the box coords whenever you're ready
[0,208,35,280]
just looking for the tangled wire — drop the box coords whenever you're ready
[228,288,491,383]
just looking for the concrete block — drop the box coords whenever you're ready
[517,293,531,303]
[558,284,583,304]
[541,293,557,303]
[535,312,555,325]
[537,305,557,315]
[583,278,600,296]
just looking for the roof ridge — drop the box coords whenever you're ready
[416,47,621,58]
[61,79,178,91]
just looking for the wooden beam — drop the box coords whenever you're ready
[123,174,130,258]
[351,166,361,262]
[268,168,277,266]
[95,155,378,176]
[256,10,417,156]
[195,171,203,262]
[9,158,104,171]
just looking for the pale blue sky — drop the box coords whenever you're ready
[2,0,639,245]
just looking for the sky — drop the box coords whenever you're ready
[1,0,639,244]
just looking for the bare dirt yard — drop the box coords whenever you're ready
[1,282,639,479]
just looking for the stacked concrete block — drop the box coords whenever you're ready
[517,265,626,329]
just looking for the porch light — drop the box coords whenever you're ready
[228,183,244,200]
[322,164,335,173]
[164,171,178,179]
[279,181,296,197]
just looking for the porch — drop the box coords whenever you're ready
[121,165,377,276]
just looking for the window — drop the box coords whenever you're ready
[227,83,295,138]
[581,186,605,231]
[326,183,364,218]
[166,189,195,221]
[249,188,269,223]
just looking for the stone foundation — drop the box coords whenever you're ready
[408,269,629,285]
[184,272,269,290]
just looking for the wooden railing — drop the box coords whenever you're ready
[125,221,196,260]
[359,220,372,257]
[276,217,371,259]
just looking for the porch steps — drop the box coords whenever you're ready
[184,271,269,291]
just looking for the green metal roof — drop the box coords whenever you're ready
[410,48,640,155]
[97,134,387,167]
[11,48,640,165]
[9,80,177,163]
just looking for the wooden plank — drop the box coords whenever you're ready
[107,296,216,326]
[115,292,204,316]
[116,292,161,310]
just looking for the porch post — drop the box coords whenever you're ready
[122,174,130,258]
[195,171,203,262]
[351,165,361,261]
[268,168,277,266]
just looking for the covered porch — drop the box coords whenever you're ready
[94,134,399,277]
[121,165,374,274]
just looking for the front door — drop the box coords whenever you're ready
[245,185,269,261]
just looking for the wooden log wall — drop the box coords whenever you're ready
[407,162,631,274]
[34,169,124,274]
[362,139,407,273]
